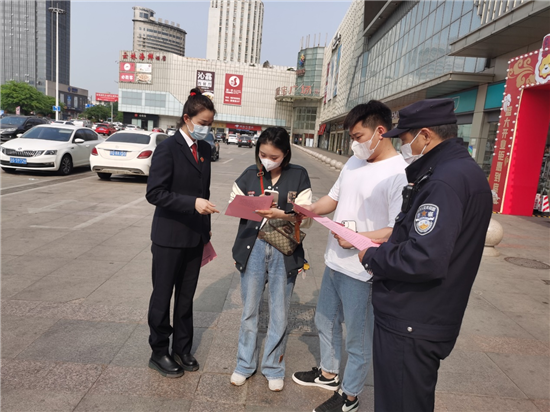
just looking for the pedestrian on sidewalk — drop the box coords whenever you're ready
[293,101,408,412]
[146,88,219,378]
[229,127,313,392]
[359,98,493,412]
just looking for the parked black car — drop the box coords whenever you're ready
[0,116,49,141]
[238,135,253,148]
[205,132,220,161]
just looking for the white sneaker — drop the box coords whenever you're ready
[230,372,247,386]
[268,378,284,392]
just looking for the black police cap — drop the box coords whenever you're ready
[382,98,457,138]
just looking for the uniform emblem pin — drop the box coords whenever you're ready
[414,204,439,235]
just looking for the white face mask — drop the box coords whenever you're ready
[187,120,210,141]
[401,131,428,164]
[351,131,380,160]
[261,157,282,172]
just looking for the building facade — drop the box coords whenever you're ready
[132,6,186,57]
[44,81,88,120]
[1,0,71,94]
[206,0,264,64]
[117,50,294,134]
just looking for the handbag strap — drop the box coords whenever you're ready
[256,159,265,194]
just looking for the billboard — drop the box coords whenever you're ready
[96,93,118,102]
[197,70,215,94]
[120,62,135,72]
[136,63,152,73]
[224,74,243,105]
[119,73,135,83]
[136,73,152,84]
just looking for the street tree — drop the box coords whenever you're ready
[0,81,63,116]
[82,104,110,122]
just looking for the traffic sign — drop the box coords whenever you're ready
[85,104,94,108]
[52,106,61,112]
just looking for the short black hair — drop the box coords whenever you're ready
[410,124,458,140]
[176,88,216,129]
[343,100,392,132]
[255,127,292,169]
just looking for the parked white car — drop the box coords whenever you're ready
[90,130,168,180]
[227,133,238,144]
[1,124,102,175]
[166,128,177,136]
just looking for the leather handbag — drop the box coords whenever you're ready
[258,218,306,256]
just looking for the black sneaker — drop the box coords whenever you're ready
[313,389,359,412]
[292,366,340,391]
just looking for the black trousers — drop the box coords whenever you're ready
[148,241,203,357]
[373,322,456,412]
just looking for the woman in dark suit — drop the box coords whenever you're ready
[146,88,219,378]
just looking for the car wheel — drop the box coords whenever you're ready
[58,154,73,175]
[2,167,16,174]
[97,172,112,180]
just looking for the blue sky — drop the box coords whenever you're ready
[70,1,351,97]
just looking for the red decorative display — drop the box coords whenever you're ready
[119,73,135,83]
[488,34,550,215]
[224,74,243,105]
[120,62,135,72]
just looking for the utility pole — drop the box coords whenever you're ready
[49,5,65,121]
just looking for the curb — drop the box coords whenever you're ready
[292,144,344,171]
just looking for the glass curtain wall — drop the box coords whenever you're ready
[348,0,485,109]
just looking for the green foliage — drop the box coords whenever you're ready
[82,104,110,122]
[0,81,63,116]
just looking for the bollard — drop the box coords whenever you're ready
[483,218,503,257]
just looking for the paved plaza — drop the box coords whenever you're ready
[1,144,549,411]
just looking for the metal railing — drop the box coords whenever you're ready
[475,0,527,25]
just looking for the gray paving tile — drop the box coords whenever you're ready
[1,299,41,317]
[74,394,192,412]
[28,302,111,321]
[0,387,85,412]
[191,399,245,412]
[481,291,550,315]
[203,330,240,374]
[1,255,71,277]
[89,365,200,399]
[436,393,541,411]
[17,319,136,364]
[1,315,59,359]
[195,373,247,404]
[437,350,527,398]
[487,353,550,400]
[30,239,96,259]
[505,312,550,342]
[193,286,228,313]
[0,237,52,256]
[85,244,143,262]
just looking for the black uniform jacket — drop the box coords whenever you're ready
[362,138,492,341]
[146,130,212,248]
[232,164,311,277]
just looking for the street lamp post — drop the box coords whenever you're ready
[49,5,65,121]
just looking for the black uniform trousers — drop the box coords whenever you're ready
[373,322,456,412]
[148,241,203,357]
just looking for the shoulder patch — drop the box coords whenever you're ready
[414,204,439,235]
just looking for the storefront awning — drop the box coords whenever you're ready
[381,72,494,110]
[450,2,550,59]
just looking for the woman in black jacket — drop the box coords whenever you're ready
[229,127,312,391]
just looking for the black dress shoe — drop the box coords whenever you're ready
[173,353,199,372]
[148,353,184,378]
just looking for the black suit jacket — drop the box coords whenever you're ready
[146,130,212,248]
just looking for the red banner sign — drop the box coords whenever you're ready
[120,62,135,72]
[224,74,243,105]
[226,123,261,131]
[119,73,135,83]
[95,93,119,102]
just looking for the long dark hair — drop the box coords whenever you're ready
[176,88,216,129]
[255,127,292,169]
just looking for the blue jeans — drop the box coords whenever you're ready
[315,266,374,396]
[235,238,296,380]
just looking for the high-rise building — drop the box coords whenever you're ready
[206,0,264,64]
[1,0,71,94]
[132,6,186,57]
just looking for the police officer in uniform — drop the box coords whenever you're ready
[358,99,493,412]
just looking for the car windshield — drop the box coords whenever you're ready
[204,134,215,143]
[21,127,73,141]
[1,117,26,126]
[106,133,151,144]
